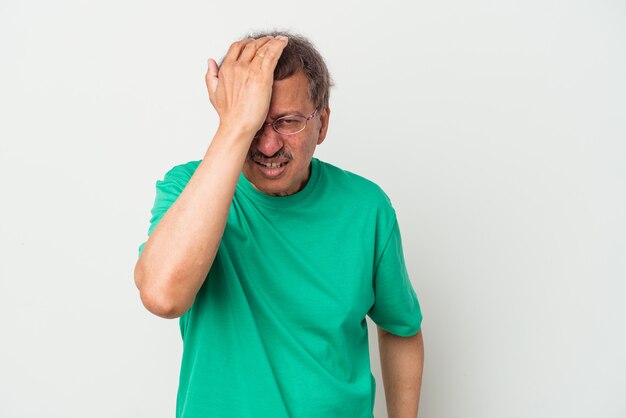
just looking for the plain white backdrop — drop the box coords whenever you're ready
[1,1,624,417]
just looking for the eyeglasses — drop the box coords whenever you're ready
[254,110,318,138]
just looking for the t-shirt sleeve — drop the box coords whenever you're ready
[137,163,195,258]
[367,217,422,336]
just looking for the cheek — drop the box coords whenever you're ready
[284,134,319,160]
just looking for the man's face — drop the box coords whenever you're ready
[242,71,330,196]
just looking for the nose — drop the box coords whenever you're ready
[255,124,284,156]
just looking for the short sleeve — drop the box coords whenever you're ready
[367,218,422,336]
[137,162,198,258]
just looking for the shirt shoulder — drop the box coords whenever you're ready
[160,160,202,185]
[318,160,395,211]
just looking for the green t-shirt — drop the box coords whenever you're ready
[139,158,422,418]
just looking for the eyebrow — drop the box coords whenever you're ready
[269,110,305,120]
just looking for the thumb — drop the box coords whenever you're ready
[205,58,219,96]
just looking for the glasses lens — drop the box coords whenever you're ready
[274,116,306,135]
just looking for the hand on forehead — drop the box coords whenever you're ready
[205,35,289,137]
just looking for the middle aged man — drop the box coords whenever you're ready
[135,31,424,418]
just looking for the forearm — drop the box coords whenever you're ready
[134,36,288,318]
[377,328,424,418]
[134,127,251,318]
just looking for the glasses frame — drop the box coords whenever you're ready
[255,109,318,138]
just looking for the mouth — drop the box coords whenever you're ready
[253,159,289,178]
[255,161,288,169]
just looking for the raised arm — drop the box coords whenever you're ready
[134,36,289,318]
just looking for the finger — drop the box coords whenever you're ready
[258,36,289,73]
[238,36,273,63]
[205,58,219,97]
[222,38,255,64]
[253,36,287,64]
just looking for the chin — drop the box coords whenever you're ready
[256,180,293,196]
[244,161,309,196]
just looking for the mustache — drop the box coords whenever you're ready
[248,150,293,161]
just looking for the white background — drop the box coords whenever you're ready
[1,1,625,417]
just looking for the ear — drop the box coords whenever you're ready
[316,106,331,145]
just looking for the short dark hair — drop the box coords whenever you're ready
[247,30,333,110]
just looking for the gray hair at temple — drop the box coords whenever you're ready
[247,30,333,110]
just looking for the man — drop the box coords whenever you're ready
[135,31,424,418]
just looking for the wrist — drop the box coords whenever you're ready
[216,120,259,140]
[205,125,254,160]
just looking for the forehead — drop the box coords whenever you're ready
[269,71,314,114]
